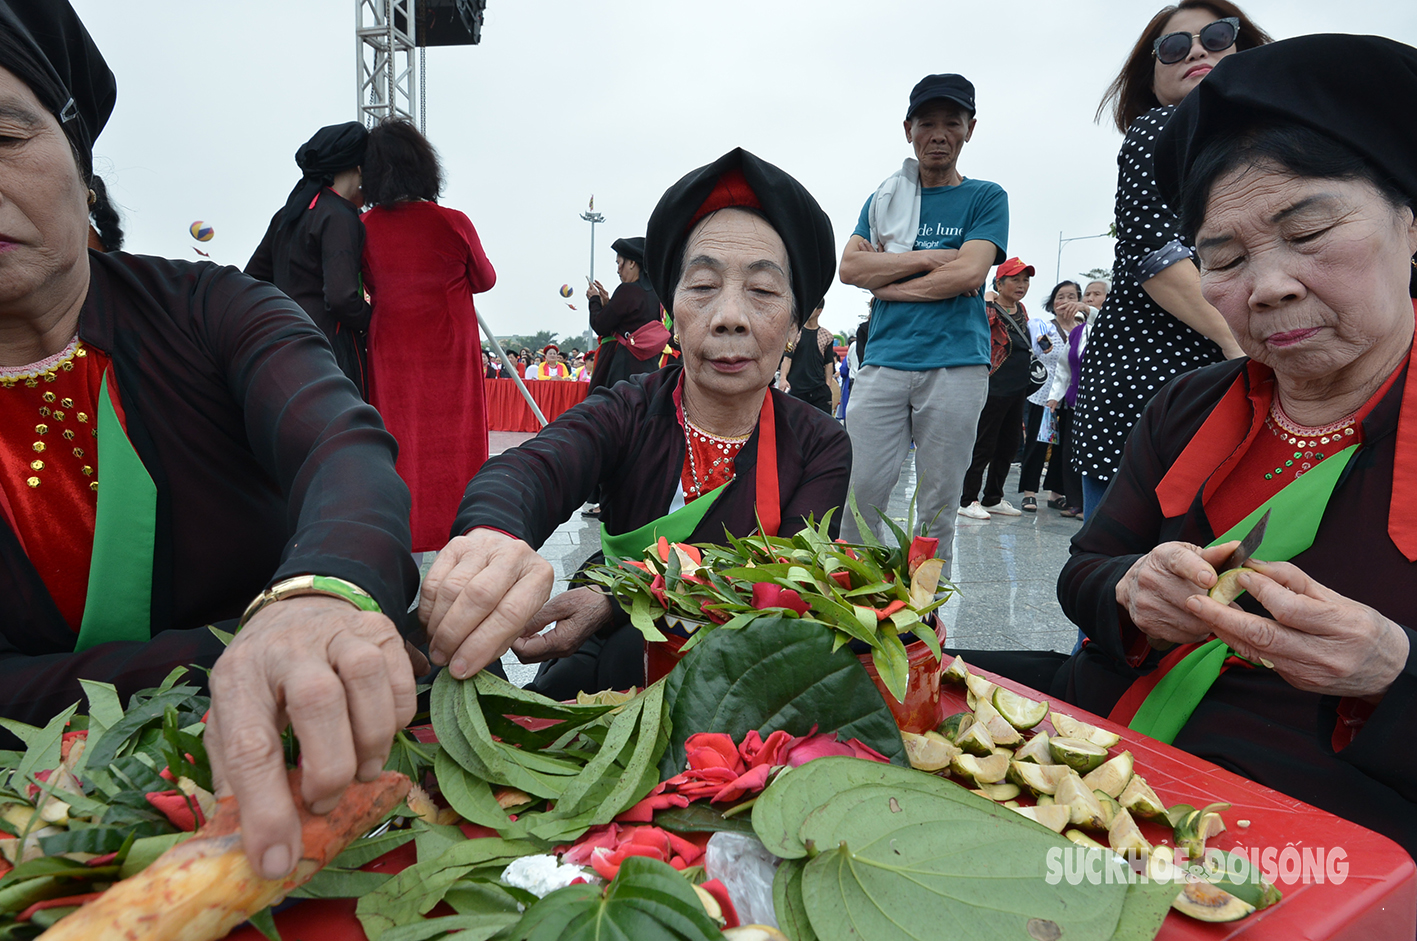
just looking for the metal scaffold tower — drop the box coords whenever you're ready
[357,0,419,129]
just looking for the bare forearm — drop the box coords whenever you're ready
[1141,263,1244,358]
[873,261,980,302]
[839,240,944,290]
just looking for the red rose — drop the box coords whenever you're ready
[685,733,744,773]
[737,729,793,769]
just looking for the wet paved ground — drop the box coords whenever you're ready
[481,431,1082,687]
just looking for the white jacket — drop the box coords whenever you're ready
[1047,322,1091,405]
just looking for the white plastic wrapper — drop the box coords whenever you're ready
[704,831,781,928]
[500,855,593,898]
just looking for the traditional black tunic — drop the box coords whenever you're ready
[0,253,417,734]
[1055,357,1417,856]
[453,364,851,696]
[587,278,662,392]
[247,189,372,396]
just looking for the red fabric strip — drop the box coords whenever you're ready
[1153,366,1259,518]
[756,389,780,537]
[1389,303,1417,562]
[687,168,761,231]
[1107,642,1203,727]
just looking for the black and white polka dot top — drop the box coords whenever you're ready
[1073,106,1226,481]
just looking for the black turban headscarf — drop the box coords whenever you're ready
[278,122,369,230]
[645,148,835,326]
[0,0,116,179]
[1155,34,1417,295]
[610,236,646,268]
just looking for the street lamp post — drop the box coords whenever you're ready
[1055,230,1113,285]
[580,196,605,286]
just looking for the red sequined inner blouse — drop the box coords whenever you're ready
[672,379,748,502]
[0,338,111,631]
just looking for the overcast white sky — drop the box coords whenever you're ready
[71,0,1417,342]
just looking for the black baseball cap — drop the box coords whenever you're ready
[906,73,976,119]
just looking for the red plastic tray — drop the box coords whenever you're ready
[226,672,1416,940]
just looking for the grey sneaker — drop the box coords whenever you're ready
[957,502,991,520]
[984,499,1023,517]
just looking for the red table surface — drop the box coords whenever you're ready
[485,377,587,432]
[225,669,1416,941]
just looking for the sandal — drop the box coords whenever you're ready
[1046,497,1066,510]
[1021,495,1037,512]
[1060,507,1083,519]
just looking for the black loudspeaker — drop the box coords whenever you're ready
[417,0,485,46]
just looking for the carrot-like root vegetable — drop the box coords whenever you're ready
[38,769,410,941]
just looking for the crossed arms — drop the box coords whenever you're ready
[839,235,997,302]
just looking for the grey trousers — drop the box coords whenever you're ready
[840,363,989,579]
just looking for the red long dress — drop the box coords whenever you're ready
[362,201,497,551]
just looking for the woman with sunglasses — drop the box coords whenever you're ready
[1072,2,1269,516]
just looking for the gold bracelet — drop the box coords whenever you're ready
[238,575,381,629]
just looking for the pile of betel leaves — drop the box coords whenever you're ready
[3,620,1189,941]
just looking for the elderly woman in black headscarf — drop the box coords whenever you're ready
[1046,34,1417,856]
[419,148,850,696]
[586,235,666,392]
[246,122,372,396]
[0,0,418,882]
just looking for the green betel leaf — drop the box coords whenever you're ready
[869,626,910,704]
[772,859,820,941]
[658,617,905,781]
[780,767,1131,941]
[653,802,758,836]
[504,856,721,941]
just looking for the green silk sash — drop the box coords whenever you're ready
[75,371,157,651]
[600,483,728,565]
[1128,444,1359,743]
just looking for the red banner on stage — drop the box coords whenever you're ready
[485,378,589,432]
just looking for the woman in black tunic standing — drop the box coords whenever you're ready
[586,236,665,392]
[1072,1,1267,512]
[247,123,372,397]
[778,304,834,413]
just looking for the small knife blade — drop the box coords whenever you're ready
[1218,508,1271,573]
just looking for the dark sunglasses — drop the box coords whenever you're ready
[1153,17,1239,65]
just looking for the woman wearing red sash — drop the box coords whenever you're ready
[419,149,850,698]
[1051,35,1417,856]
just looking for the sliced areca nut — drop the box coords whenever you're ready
[992,687,1049,730]
[1050,712,1122,749]
[1107,807,1153,857]
[1007,761,1069,796]
[1172,881,1256,923]
[1197,850,1284,911]
[940,655,970,685]
[1002,800,1022,809]
[950,751,1009,786]
[974,699,1023,746]
[1049,736,1109,774]
[1118,774,1168,822]
[1209,567,1253,605]
[1064,829,1110,851]
[1081,750,1134,799]
[938,712,974,740]
[965,672,998,703]
[974,782,1020,802]
[953,720,996,757]
[902,731,959,772]
[1166,803,1197,828]
[1093,790,1121,830]
[1012,731,1053,765]
[693,883,725,924]
[720,928,791,941]
[1011,803,1071,833]
[1055,771,1108,829]
[1035,794,1055,806]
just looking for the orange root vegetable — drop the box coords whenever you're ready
[38,769,410,941]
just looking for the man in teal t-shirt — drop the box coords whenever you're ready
[839,73,1008,578]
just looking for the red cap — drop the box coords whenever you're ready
[542,343,560,354]
[996,257,1035,278]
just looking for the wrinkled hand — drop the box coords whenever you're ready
[419,528,554,678]
[591,280,611,305]
[1186,561,1409,700]
[1116,541,1239,647]
[510,587,614,663]
[1046,399,1058,411]
[206,596,417,880]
